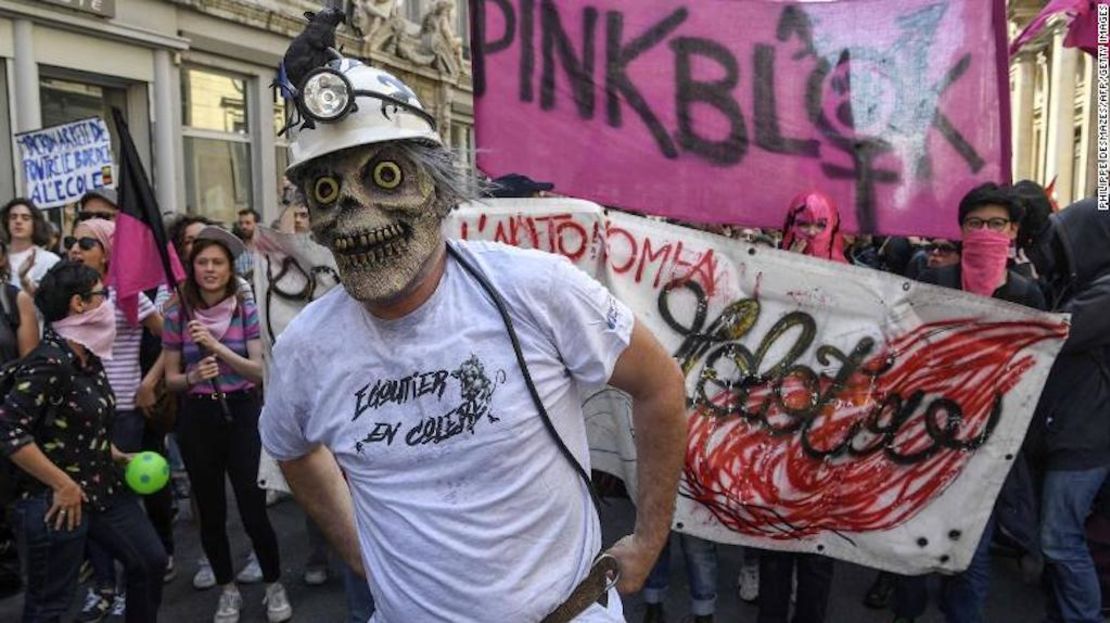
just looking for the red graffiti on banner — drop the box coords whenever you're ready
[680,315,1067,539]
[458,212,601,262]
[605,222,722,295]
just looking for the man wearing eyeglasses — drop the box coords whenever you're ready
[919,183,1044,307]
[887,183,1045,623]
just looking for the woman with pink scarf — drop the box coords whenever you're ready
[162,226,292,623]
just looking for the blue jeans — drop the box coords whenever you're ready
[1041,466,1110,623]
[90,409,149,590]
[894,513,1008,621]
[13,494,86,622]
[940,514,996,623]
[343,560,376,623]
[643,532,718,616]
[13,493,167,623]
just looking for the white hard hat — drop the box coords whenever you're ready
[285,58,441,173]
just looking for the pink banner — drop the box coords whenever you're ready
[472,0,1011,238]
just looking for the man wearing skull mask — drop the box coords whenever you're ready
[259,17,686,623]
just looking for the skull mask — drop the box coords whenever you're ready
[294,141,450,303]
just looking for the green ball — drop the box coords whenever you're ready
[125,451,170,495]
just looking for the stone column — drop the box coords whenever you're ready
[12,20,40,133]
[1011,51,1038,182]
[153,49,180,213]
[252,75,278,225]
[1045,26,1077,204]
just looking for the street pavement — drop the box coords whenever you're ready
[1,493,1047,622]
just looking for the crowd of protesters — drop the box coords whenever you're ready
[0,174,1105,623]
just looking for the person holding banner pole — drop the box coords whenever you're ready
[1,199,60,295]
[883,183,1046,623]
[162,227,292,623]
[755,191,846,623]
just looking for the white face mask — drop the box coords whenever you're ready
[52,298,117,360]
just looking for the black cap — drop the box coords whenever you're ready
[487,173,555,198]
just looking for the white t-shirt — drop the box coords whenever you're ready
[104,290,157,411]
[260,241,633,623]
[8,246,60,290]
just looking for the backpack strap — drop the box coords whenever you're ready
[445,243,604,514]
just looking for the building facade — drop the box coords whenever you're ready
[0,0,474,228]
[1009,0,1097,206]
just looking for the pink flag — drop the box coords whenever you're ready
[1010,0,1105,57]
[109,108,186,324]
[109,215,185,324]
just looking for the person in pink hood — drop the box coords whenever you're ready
[780,191,848,263]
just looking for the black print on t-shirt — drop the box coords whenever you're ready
[353,354,507,454]
[352,370,451,421]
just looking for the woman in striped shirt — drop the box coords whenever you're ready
[162,226,292,623]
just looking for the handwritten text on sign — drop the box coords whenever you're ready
[446,200,1065,575]
[472,0,1010,238]
[15,117,115,209]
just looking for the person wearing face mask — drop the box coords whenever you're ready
[0,261,167,622]
[162,227,291,623]
[780,191,848,264]
[919,184,1044,307]
[66,218,174,620]
[1015,194,1110,623]
[885,183,1045,623]
[751,191,847,623]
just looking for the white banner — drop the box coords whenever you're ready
[14,117,115,209]
[256,199,1068,575]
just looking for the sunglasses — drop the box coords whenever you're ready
[924,243,960,254]
[82,289,108,300]
[77,211,116,222]
[64,236,102,251]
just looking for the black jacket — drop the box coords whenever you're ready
[917,264,1046,310]
[1025,199,1110,470]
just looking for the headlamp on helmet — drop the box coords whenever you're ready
[277,59,437,136]
[301,68,355,123]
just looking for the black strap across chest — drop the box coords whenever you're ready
[445,243,603,515]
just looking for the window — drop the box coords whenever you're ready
[181,66,252,224]
[456,0,470,59]
[39,76,130,172]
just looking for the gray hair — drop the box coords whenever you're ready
[392,140,487,217]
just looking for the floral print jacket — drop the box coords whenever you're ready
[0,328,122,510]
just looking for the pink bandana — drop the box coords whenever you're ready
[52,299,117,360]
[961,229,1012,297]
[192,296,237,342]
